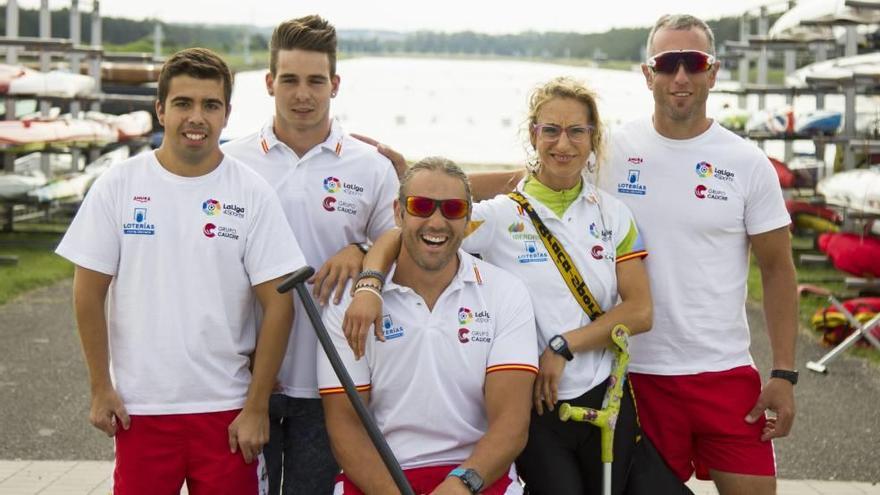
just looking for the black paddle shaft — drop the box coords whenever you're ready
[277,266,414,495]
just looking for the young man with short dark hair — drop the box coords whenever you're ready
[222,15,400,494]
[57,47,304,495]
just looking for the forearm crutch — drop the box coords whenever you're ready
[799,284,880,373]
[278,266,415,495]
[558,324,630,495]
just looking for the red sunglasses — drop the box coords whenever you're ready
[404,196,469,219]
[647,50,716,74]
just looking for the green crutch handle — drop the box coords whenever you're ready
[558,324,630,463]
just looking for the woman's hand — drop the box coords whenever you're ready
[534,347,567,415]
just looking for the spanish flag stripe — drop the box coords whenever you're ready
[319,384,371,395]
[616,250,647,264]
[486,364,539,375]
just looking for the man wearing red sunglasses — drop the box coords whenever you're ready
[319,158,538,494]
[600,14,798,495]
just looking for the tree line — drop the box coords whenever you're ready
[0,7,755,62]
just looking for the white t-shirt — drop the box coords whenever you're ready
[318,252,538,469]
[222,119,399,398]
[462,180,646,399]
[600,118,790,375]
[56,151,305,414]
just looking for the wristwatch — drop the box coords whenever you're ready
[549,334,574,361]
[352,242,370,254]
[448,467,483,494]
[770,369,799,385]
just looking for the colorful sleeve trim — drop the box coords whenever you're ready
[486,364,539,375]
[319,384,371,396]
[616,250,648,264]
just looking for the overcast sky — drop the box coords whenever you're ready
[15,0,782,34]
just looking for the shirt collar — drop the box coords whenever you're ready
[257,118,346,158]
[514,175,601,217]
[384,251,481,295]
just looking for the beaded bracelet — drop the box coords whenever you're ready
[354,285,383,301]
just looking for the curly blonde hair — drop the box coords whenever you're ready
[525,76,605,178]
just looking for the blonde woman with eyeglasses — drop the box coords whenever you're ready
[345,77,652,495]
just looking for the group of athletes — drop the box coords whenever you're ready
[56,11,799,495]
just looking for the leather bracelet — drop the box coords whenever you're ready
[357,269,386,284]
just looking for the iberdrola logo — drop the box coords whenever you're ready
[695,161,713,178]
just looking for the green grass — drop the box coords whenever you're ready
[0,228,73,306]
[748,234,880,365]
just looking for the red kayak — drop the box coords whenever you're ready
[817,232,880,278]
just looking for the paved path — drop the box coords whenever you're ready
[0,279,878,493]
[0,461,878,494]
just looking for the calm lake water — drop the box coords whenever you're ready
[222,56,863,166]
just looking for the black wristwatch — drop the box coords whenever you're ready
[549,334,574,361]
[770,369,799,385]
[352,242,370,254]
[448,467,483,494]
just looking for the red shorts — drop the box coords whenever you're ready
[333,464,521,494]
[629,365,776,481]
[113,409,265,495]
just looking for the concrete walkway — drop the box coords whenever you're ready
[0,461,879,495]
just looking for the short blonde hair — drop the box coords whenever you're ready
[526,76,604,176]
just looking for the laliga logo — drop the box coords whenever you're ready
[508,222,525,233]
[203,223,216,238]
[323,196,337,211]
[695,161,713,178]
[323,176,341,193]
[695,185,707,199]
[591,245,604,260]
[458,307,473,325]
[458,328,470,343]
[202,199,220,216]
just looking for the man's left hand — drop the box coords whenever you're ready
[227,407,269,464]
[744,377,795,441]
[429,476,472,495]
[310,244,364,305]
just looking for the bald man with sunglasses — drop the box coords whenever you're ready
[318,157,538,494]
[598,14,798,495]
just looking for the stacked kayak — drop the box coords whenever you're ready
[817,166,880,215]
[0,63,95,98]
[818,232,880,278]
[786,199,842,233]
[27,146,130,203]
[0,110,153,150]
[84,111,153,141]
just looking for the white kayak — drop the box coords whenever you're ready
[817,166,880,214]
[0,169,47,199]
[8,69,95,98]
[27,146,130,203]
